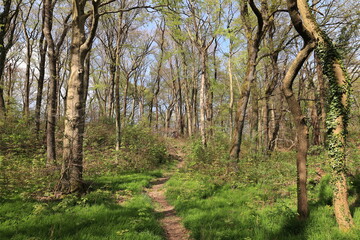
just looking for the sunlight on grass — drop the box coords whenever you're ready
[165,172,360,240]
[0,171,165,240]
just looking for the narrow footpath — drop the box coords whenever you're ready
[146,143,190,240]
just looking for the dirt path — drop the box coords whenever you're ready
[146,143,190,240]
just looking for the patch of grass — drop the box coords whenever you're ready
[0,171,165,240]
[165,171,360,240]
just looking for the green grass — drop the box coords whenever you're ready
[0,172,165,240]
[165,157,360,240]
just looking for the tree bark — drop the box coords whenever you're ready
[35,27,47,136]
[296,0,354,230]
[0,0,20,117]
[44,0,70,165]
[60,0,99,193]
[199,49,208,146]
[230,0,265,160]
[283,0,317,220]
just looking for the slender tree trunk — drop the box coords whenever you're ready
[282,42,315,219]
[315,53,326,145]
[24,39,32,117]
[268,92,283,152]
[230,0,265,160]
[123,73,130,126]
[284,0,318,220]
[108,64,115,118]
[43,0,58,165]
[228,47,234,138]
[35,33,47,136]
[175,57,184,135]
[115,66,121,150]
[199,49,208,146]
[181,51,192,136]
[0,0,19,117]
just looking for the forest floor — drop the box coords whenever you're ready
[146,142,191,240]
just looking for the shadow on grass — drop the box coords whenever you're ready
[0,170,166,240]
[1,199,164,239]
[86,171,162,193]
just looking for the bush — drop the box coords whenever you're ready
[84,117,116,148]
[118,125,168,170]
[84,124,168,175]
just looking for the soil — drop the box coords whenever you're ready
[146,142,191,240]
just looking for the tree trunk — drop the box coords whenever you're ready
[60,0,99,193]
[285,0,319,220]
[230,0,265,160]
[35,31,47,136]
[0,0,20,117]
[175,56,184,136]
[199,49,208,146]
[23,38,32,117]
[228,46,234,139]
[282,42,315,219]
[295,0,354,230]
[43,0,58,165]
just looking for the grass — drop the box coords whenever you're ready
[164,148,360,240]
[0,171,165,240]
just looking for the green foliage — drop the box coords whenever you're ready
[84,117,116,148]
[0,170,165,240]
[0,153,56,199]
[118,125,168,170]
[316,33,352,178]
[0,117,40,155]
[165,168,360,240]
[317,175,333,205]
[84,123,168,176]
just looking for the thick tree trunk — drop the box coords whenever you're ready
[295,0,354,229]
[60,0,99,193]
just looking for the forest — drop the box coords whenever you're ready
[0,0,360,239]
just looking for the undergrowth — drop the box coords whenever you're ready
[0,172,164,240]
[164,135,360,239]
[0,120,170,240]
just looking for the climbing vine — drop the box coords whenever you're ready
[315,33,352,178]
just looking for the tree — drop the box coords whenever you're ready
[43,0,71,165]
[0,0,21,117]
[59,0,100,193]
[230,0,269,159]
[282,0,316,220]
[34,2,47,136]
[296,0,354,230]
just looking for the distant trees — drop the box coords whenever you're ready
[0,0,21,117]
